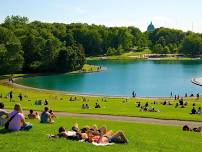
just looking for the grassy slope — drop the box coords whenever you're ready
[1,84,202,121]
[0,117,202,152]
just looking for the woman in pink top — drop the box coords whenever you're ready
[8,104,32,131]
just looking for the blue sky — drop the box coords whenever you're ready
[0,0,202,33]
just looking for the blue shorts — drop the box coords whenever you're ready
[108,136,125,144]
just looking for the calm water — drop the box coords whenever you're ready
[16,60,202,97]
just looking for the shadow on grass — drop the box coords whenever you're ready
[0,128,12,134]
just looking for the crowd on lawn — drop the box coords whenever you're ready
[0,102,56,131]
[0,102,128,145]
[136,93,202,115]
[49,123,128,144]
[1,90,202,146]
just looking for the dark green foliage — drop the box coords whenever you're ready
[149,28,185,54]
[0,26,24,74]
[0,16,202,74]
[56,45,85,72]
[180,33,202,56]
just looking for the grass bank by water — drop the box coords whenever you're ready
[0,80,202,122]
[87,50,199,61]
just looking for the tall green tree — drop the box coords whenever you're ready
[0,26,24,74]
[180,34,202,56]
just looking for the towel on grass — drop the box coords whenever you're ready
[92,142,114,146]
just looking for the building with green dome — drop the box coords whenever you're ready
[147,22,155,32]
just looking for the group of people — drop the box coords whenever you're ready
[136,102,160,113]
[35,99,48,106]
[182,125,202,133]
[136,98,202,116]
[0,102,57,131]
[191,107,202,114]
[49,123,128,144]
[27,107,56,121]
[81,103,101,109]
[0,101,128,145]
[0,91,28,102]
[0,102,32,131]
[171,92,200,100]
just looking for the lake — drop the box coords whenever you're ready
[16,60,202,97]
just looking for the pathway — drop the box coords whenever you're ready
[22,110,202,127]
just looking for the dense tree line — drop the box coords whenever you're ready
[149,28,202,56]
[0,16,202,74]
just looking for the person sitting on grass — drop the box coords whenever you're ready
[49,110,56,118]
[0,102,8,126]
[196,93,200,99]
[28,109,39,120]
[18,93,23,101]
[95,103,101,108]
[81,104,89,109]
[175,103,179,108]
[182,125,202,133]
[35,100,42,105]
[197,107,202,114]
[81,104,87,109]
[7,104,32,131]
[148,108,160,112]
[191,107,197,114]
[40,107,53,123]
[44,99,48,105]
[182,125,192,131]
[179,98,183,106]
[136,102,141,107]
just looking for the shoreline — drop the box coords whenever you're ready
[87,54,201,61]
[1,62,201,99]
[2,77,199,100]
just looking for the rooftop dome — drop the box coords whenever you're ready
[147,22,155,32]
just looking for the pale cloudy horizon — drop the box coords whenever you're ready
[0,0,202,33]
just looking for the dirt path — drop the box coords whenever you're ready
[21,110,202,127]
[54,112,202,127]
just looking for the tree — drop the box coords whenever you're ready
[0,27,24,74]
[56,45,85,72]
[180,34,202,56]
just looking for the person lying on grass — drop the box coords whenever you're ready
[40,107,54,123]
[7,104,32,131]
[0,102,8,126]
[49,123,128,144]
[49,124,87,141]
[86,125,128,144]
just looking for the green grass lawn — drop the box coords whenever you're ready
[87,49,196,61]
[0,117,202,152]
[87,49,152,60]
[1,84,202,121]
